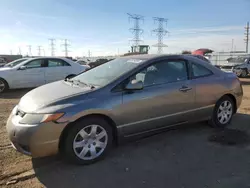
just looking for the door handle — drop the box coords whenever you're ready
[179,86,192,92]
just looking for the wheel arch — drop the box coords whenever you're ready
[59,113,118,152]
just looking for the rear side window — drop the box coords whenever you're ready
[191,63,213,78]
[48,59,70,67]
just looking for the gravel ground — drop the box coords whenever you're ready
[1,79,250,188]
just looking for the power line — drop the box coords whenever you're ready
[244,22,249,53]
[48,38,56,56]
[152,17,169,54]
[27,45,32,56]
[127,13,144,48]
[61,39,70,57]
[37,46,42,56]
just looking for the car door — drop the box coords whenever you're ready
[44,58,71,83]
[117,59,196,136]
[189,62,221,120]
[13,59,46,88]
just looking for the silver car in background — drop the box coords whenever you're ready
[6,54,243,165]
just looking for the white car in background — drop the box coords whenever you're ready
[75,59,91,69]
[0,57,87,93]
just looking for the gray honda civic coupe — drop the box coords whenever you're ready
[6,54,243,164]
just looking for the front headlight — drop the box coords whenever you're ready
[19,113,64,125]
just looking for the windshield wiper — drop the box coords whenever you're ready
[64,78,95,89]
[73,80,96,89]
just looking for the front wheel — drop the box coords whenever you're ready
[209,96,235,128]
[240,69,248,78]
[63,117,113,165]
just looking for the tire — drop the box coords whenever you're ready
[240,69,248,78]
[209,96,235,128]
[63,117,113,165]
[65,74,76,79]
[0,78,9,93]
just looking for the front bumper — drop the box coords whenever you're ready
[6,107,67,158]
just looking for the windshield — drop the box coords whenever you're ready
[71,58,145,86]
[4,58,29,67]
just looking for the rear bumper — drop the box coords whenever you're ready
[6,107,67,158]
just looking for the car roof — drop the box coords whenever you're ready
[120,54,183,60]
[28,56,72,61]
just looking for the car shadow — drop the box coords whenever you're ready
[32,113,250,188]
[0,89,33,99]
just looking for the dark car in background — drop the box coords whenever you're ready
[219,55,250,77]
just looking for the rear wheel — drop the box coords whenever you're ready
[63,117,113,165]
[209,96,235,128]
[0,78,8,93]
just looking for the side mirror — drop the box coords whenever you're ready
[125,79,143,90]
[19,66,26,70]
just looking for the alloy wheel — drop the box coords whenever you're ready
[217,100,233,124]
[241,70,247,77]
[73,124,108,160]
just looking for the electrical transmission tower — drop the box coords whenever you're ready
[61,39,70,57]
[152,17,169,54]
[127,13,144,48]
[37,46,42,56]
[49,39,56,56]
[18,47,22,55]
[27,45,32,56]
[244,22,249,53]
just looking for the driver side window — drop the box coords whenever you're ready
[132,60,188,87]
[25,60,44,69]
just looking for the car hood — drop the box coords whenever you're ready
[18,80,93,113]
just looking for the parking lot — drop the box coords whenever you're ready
[0,78,250,188]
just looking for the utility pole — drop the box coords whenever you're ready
[152,17,169,54]
[231,39,234,53]
[88,50,91,58]
[27,45,32,56]
[48,38,56,56]
[61,39,70,57]
[127,13,144,49]
[244,22,249,53]
[37,46,42,56]
[18,47,22,55]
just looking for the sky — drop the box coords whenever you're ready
[0,0,249,57]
